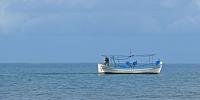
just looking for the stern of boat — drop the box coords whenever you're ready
[98,64,105,73]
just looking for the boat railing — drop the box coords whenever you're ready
[106,62,157,69]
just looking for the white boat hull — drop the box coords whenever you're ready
[98,63,162,74]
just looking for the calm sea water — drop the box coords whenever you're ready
[0,63,200,100]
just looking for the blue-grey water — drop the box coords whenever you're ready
[0,63,200,100]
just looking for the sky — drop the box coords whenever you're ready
[0,0,200,63]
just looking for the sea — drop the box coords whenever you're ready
[0,63,200,100]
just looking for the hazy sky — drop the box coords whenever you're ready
[0,0,200,63]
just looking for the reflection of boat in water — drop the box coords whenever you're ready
[98,51,163,74]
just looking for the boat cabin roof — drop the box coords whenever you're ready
[102,54,156,58]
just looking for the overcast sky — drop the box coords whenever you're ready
[0,0,200,63]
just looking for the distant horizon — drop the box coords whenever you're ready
[0,61,200,65]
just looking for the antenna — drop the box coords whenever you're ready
[129,48,133,57]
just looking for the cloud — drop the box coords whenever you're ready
[16,12,161,36]
[160,0,178,8]
[0,0,162,36]
[1,0,200,36]
[194,0,200,9]
[6,0,98,13]
[0,0,28,35]
[0,0,99,35]
[166,15,200,34]
[161,0,200,34]
[0,0,9,33]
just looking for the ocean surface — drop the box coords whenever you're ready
[0,63,200,100]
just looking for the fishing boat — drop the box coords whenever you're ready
[98,51,163,74]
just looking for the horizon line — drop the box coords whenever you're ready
[0,62,200,65]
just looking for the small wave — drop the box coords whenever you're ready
[33,72,98,75]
